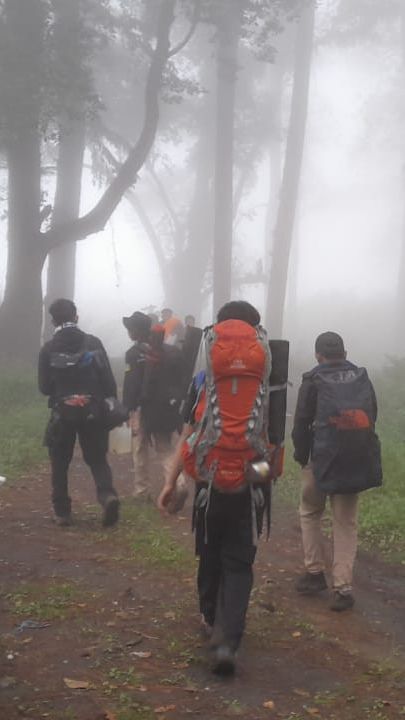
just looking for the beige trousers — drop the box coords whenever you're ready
[132,427,172,498]
[299,465,358,592]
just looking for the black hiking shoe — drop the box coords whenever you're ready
[295,571,328,595]
[212,645,236,676]
[102,496,120,527]
[330,591,355,612]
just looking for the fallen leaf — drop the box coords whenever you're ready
[164,612,176,620]
[138,685,148,692]
[293,688,311,698]
[263,699,276,710]
[292,631,302,638]
[131,651,152,659]
[63,678,90,690]
[154,705,176,714]
[103,712,118,720]
[305,708,320,716]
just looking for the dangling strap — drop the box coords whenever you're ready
[250,485,259,548]
[265,481,272,540]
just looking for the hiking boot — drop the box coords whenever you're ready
[54,514,72,527]
[102,496,120,527]
[212,645,236,676]
[295,571,327,595]
[330,591,355,612]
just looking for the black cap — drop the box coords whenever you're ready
[315,331,345,358]
[122,311,151,338]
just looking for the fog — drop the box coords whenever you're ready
[0,0,403,369]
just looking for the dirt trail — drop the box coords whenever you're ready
[0,455,404,720]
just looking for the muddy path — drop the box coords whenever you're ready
[0,454,404,720]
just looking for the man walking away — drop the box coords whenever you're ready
[123,313,184,500]
[38,299,119,527]
[292,332,382,611]
[158,301,288,675]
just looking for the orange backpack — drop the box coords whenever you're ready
[182,319,272,491]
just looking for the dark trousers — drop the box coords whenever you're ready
[46,416,117,517]
[195,486,264,652]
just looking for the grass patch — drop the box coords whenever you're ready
[6,580,81,620]
[0,368,48,479]
[121,501,193,570]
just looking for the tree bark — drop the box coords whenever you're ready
[44,118,86,338]
[44,0,87,337]
[0,0,45,361]
[396,4,405,353]
[212,0,242,315]
[265,1,315,338]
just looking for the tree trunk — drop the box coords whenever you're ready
[265,1,315,338]
[0,0,45,361]
[264,61,284,331]
[44,0,87,338]
[396,5,405,353]
[212,0,242,315]
[44,119,86,338]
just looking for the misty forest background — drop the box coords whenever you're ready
[1,0,405,556]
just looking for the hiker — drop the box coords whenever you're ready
[184,314,196,328]
[158,301,287,675]
[161,308,184,347]
[292,332,382,611]
[38,299,120,527]
[123,312,184,501]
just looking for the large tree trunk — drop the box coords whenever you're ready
[0,0,45,361]
[45,0,87,337]
[265,1,315,338]
[44,119,86,338]
[396,5,405,353]
[264,61,284,331]
[168,135,213,320]
[212,0,242,315]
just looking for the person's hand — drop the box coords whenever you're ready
[128,410,140,436]
[157,481,176,514]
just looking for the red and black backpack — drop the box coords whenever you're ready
[182,319,273,492]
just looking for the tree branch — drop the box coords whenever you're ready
[147,162,184,249]
[168,0,201,57]
[41,0,177,252]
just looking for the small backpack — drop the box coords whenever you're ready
[50,343,103,424]
[312,366,382,494]
[182,319,272,492]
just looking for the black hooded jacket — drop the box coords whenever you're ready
[38,326,117,406]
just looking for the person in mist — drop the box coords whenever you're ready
[123,311,184,501]
[184,314,195,328]
[38,299,120,527]
[161,307,184,346]
[158,301,283,676]
[292,332,382,611]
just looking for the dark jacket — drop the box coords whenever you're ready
[122,341,149,412]
[38,326,117,406]
[123,340,184,434]
[292,359,381,493]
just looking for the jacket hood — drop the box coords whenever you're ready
[51,326,86,353]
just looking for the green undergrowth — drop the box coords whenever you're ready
[5,580,82,621]
[0,368,48,479]
[120,501,194,571]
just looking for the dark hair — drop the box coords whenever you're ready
[49,298,77,326]
[315,331,345,359]
[217,301,260,327]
